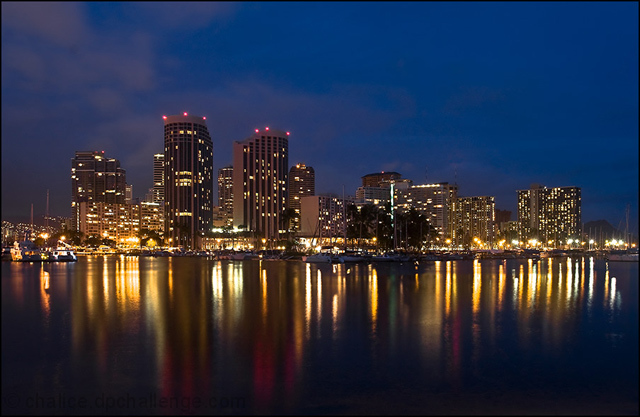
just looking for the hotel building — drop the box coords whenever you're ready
[517,184,582,245]
[288,163,315,232]
[396,182,458,240]
[451,195,496,248]
[163,113,213,249]
[71,151,126,231]
[233,128,289,241]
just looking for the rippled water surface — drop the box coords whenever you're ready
[2,256,638,415]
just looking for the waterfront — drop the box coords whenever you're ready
[2,256,638,415]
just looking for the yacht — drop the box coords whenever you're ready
[11,240,47,262]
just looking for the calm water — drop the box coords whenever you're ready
[2,256,638,415]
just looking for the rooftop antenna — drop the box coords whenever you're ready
[425,166,428,184]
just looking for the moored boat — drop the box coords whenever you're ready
[11,240,48,262]
[606,250,639,262]
[302,252,334,263]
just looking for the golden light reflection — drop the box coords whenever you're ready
[609,276,617,313]
[370,268,378,335]
[604,265,610,307]
[445,261,451,316]
[40,266,50,322]
[587,257,594,310]
[317,269,322,336]
[498,262,505,310]
[305,264,311,339]
[472,260,481,315]
[262,267,268,323]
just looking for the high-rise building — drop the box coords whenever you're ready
[71,151,126,231]
[233,127,289,241]
[288,163,315,232]
[451,196,495,248]
[517,184,581,245]
[217,166,234,228]
[396,182,458,240]
[163,113,213,249]
[153,153,165,203]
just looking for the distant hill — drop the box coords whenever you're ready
[584,220,636,242]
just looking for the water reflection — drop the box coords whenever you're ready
[2,257,637,415]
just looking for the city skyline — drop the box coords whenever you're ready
[1,2,638,233]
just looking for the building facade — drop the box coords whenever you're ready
[71,151,126,231]
[232,128,289,241]
[451,196,496,248]
[153,153,165,203]
[77,201,140,247]
[396,182,458,241]
[217,165,234,228]
[517,184,582,246]
[300,194,352,244]
[163,113,213,249]
[288,163,315,232]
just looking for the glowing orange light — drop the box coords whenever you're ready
[265,127,269,130]
[203,116,206,120]
[286,132,290,135]
[183,112,188,116]
[162,115,167,120]
[255,129,259,133]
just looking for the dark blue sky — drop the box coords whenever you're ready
[2,2,638,233]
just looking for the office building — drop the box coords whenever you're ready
[71,151,126,231]
[163,113,213,249]
[288,163,315,232]
[233,127,289,241]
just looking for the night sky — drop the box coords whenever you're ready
[2,2,638,233]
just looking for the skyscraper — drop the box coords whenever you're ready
[233,127,289,241]
[288,163,315,232]
[71,150,126,231]
[163,113,213,249]
[153,153,165,203]
[217,166,233,228]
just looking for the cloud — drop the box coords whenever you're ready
[1,2,89,47]
[130,2,237,29]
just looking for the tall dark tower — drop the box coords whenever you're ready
[163,113,213,249]
[233,127,289,241]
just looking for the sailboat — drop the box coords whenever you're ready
[607,205,638,262]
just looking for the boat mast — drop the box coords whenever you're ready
[46,189,49,229]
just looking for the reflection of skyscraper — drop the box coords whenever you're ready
[71,150,126,231]
[218,166,234,228]
[288,163,315,232]
[163,113,213,249]
[233,128,289,241]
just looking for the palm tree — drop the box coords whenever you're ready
[280,208,298,242]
